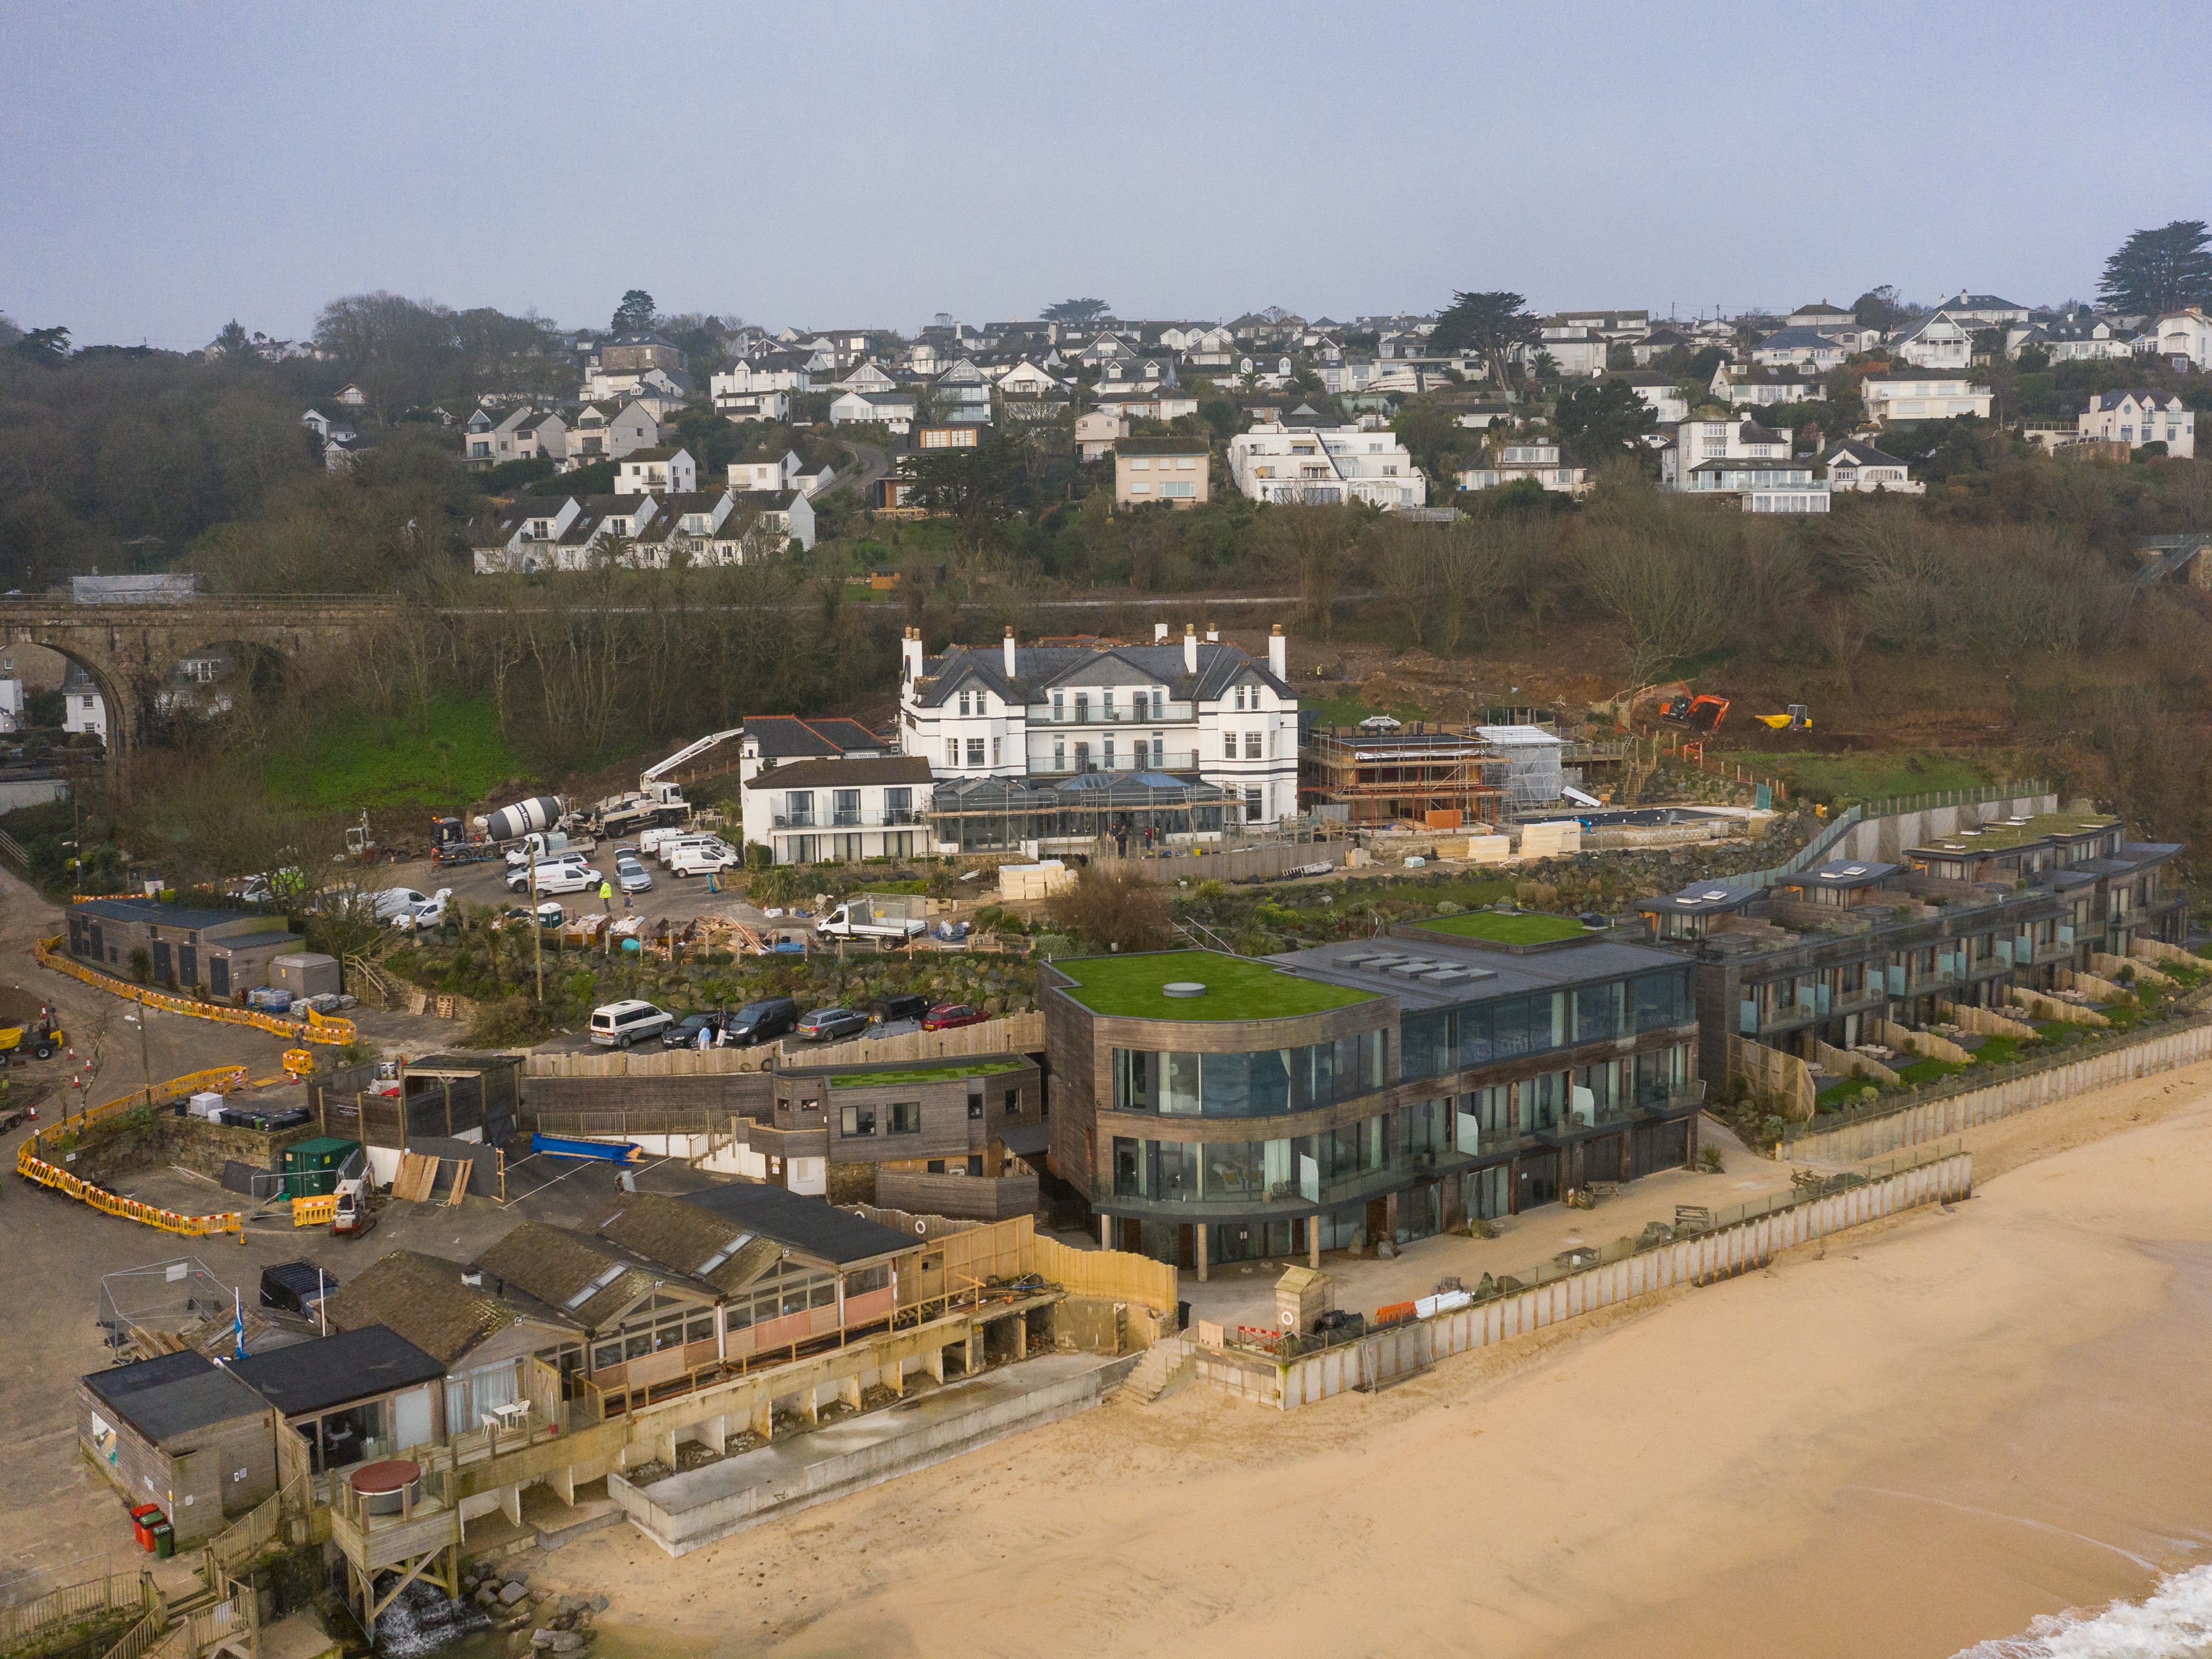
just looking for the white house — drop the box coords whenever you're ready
[1711,364,1825,408]
[833,361,900,394]
[1457,441,1589,497]
[1614,374,1689,425]
[60,663,108,741]
[1660,417,1792,488]
[2020,315,2135,363]
[469,495,670,573]
[1820,439,1923,494]
[829,390,917,434]
[1227,422,1427,508]
[2152,306,2212,371]
[616,447,698,496]
[565,400,666,467]
[713,389,791,422]
[1888,311,1976,369]
[1532,322,1609,377]
[1075,409,1127,462]
[583,363,692,405]
[729,448,804,493]
[897,623,1301,828]
[1751,328,1850,371]
[1859,370,1992,425]
[2077,391,2195,458]
[1682,458,1830,513]
[740,755,933,866]
[729,488,817,551]
[710,354,812,404]
[992,360,1065,396]
[1786,301,1857,329]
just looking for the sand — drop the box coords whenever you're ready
[517,1062,2212,1659]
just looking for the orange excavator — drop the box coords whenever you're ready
[1659,693,1731,733]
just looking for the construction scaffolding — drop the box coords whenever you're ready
[1299,724,1504,827]
[97,1257,253,1362]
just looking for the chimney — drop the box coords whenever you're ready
[1003,626,1017,676]
[1153,621,1169,643]
[1269,623,1287,680]
[901,627,924,683]
[1205,626,1219,643]
[1182,623,1198,674]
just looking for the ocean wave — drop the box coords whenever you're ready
[1953,1562,2212,1658]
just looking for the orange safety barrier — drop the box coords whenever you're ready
[15,1140,242,1235]
[36,936,358,1046]
[292,1194,339,1227]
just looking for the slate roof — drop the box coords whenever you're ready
[228,1326,445,1418]
[679,1181,916,1266]
[913,639,1288,712]
[320,1248,567,1368]
[475,1222,662,1332]
[744,715,886,759]
[1822,439,1909,469]
[83,1351,269,1445]
[72,897,253,932]
[592,1192,783,1293]
[1755,327,1848,351]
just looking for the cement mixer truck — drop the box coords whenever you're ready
[431,796,580,867]
[477,796,566,843]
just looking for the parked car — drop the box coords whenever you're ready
[867,992,930,1026]
[724,997,800,1047]
[391,888,456,930]
[615,855,653,894]
[796,1006,869,1042]
[661,1011,734,1049]
[589,999,674,1049]
[667,840,739,879]
[653,833,721,868]
[369,887,433,923]
[921,1003,987,1032]
[506,859,599,895]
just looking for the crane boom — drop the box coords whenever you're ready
[641,727,745,787]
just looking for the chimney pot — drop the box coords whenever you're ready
[1182,624,1198,674]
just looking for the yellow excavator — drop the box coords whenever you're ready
[1754,704,1812,732]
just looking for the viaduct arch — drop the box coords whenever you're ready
[0,597,401,772]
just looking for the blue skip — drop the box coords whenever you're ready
[530,1133,644,1164]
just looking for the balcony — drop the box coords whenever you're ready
[1045,704,1194,727]
[772,809,917,830]
[1093,1147,1483,1220]
[1029,751,1204,777]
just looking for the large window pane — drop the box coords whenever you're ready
[1492,996,1530,1060]
[1202,1051,1250,1116]
[1250,1049,1290,1114]
[1310,1038,1334,1105]
[1162,1052,1202,1115]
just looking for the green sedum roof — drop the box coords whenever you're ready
[1053,950,1375,1022]
[829,1061,1027,1088]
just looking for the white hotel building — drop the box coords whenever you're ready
[1227,422,1428,508]
[897,624,1300,829]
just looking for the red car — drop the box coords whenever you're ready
[921,1003,986,1032]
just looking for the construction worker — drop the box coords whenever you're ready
[598,878,613,911]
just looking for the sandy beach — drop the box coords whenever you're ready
[526,1063,2212,1659]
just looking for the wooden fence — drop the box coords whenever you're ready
[1871,1016,1970,1066]
[1935,1001,2038,1041]
[1196,1149,1972,1409]
[1785,1019,2212,1163]
[1727,1033,1815,1120]
[0,1570,158,1648]
[522,1011,1046,1078]
[37,936,356,1047]
[1814,1038,1897,1089]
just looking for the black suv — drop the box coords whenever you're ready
[661,1011,734,1049]
[868,992,930,1026]
[725,997,800,1047]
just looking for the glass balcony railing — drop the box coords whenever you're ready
[772,810,917,829]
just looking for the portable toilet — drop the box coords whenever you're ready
[283,1136,359,1199]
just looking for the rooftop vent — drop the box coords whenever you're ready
[1162,981,1207,999]
[1701,890,1730,901]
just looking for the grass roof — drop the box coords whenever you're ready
[1054,950,1375,1022]
[1911,811,2117,855]
[830,1061,1028,1088]
[1413,911,1592,944]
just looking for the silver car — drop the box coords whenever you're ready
[616,855,653,894]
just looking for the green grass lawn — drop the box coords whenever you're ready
[265,692,535,811]
[1894,1056,1972,1086]
[1053,949,1377,1021]
[829,1060,1027,1087]
[1815,1079,1879,1112]
[1305,689,1433,728]
[1415,911,1591,945]
[1717,750,1993,806]
[1967,1034,2037,1066]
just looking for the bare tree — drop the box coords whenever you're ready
[1574,519,1732,691]
[1258,501,1360,640]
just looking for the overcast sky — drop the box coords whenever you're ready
[5,0,2208,350]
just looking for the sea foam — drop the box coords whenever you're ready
[1954,1562,2212,1658]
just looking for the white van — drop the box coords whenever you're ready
[370,887,432,923]
[667,840,739,879]
[506,860,600,896]
[655,833,722,869]
[589,1000,673,1049]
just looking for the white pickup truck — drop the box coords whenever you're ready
[815,895,928,943]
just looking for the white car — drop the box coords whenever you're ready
[391,888,456,930]
[505,856,592,895]
[370,887,433,924]
[667,841,739,878]
[589,999,674,1049]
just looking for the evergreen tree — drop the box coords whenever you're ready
[2098,221,2212,317]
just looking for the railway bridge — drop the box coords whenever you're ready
[0,596,401,763]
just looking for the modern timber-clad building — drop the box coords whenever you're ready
[1044,920,1704,1276]
[1640,811,2188,1084]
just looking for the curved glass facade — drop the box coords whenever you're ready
[1110,1031,1385,1118]
[1398,968,1693,1083]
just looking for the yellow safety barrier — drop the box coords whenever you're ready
[282,1048,315,1079]
[14,1139,243,1235]
[292,1194,338,1227]
[39,1064,251,1138]
[36,937,358,1046]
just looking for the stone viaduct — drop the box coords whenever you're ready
[0,596,401,764]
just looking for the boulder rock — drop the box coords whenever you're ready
[590,1597,609,1613]
[499,1583,530,1606]
[530,1630,555,1649]
[549,1634,586,1654]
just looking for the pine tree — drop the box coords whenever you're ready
[2098,221,2212,317]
